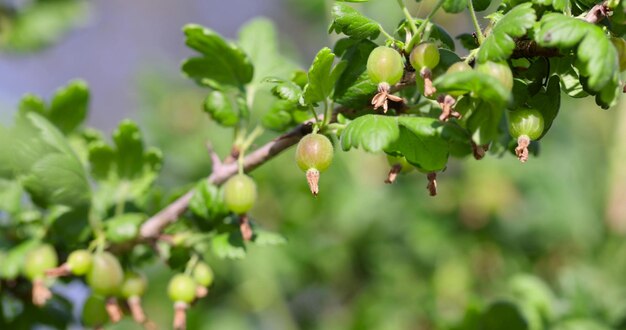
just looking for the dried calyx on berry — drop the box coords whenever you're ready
[508,108,544,163]
[295,133,334,196]
[410,42,440,97]
[367,46,405,113]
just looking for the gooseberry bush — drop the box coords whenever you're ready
[0,0,625,328]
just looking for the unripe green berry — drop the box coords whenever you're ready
[367,46,404,85]
[476,61,513,91]
[410,43,440,70]
[295,134,334,172]
[508,108,545,140]
[121,272,147,298]
[67,250,92,276]
[86,252,124,297]
[386,155,414,173]
[446,61,472,74]
[23,244,58,280]
[168,274,197,303]
[193,262,214,287]
[223,174,257,214]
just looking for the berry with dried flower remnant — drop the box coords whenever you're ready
[23,244,58,306]
[168,274,197,330]
[445,61,473,98]
[508,108,544,163]
[410,43,440,97]
[121,272,148,323]
[367,46,404,113]
[86,252,124,323]
[67,249,93,275]
[385,154,414,184]
[193,262,214,298]
[295,133,334,195]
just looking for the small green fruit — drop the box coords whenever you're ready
[367,46,404,85]
[193,262,214,287]
[508,108,545,140]
[67,250,92,276]
[86,252,124,297]
[410,43,440,70]
[121,272,147,298]
[386,155,414,173]
[446,61,472,74]
[295,134,334,195]
[82,295,109,327]
[223,174,257,214]
[23,244,58,280]
[476,61,513,91]
[168,274,197,304]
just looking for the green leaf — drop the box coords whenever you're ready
[0,240,39,280]
[533,0,569,11]
[238,18,296,83]
[340,115,400,152]
[333,39,379,108]
[189,180,229,222]
[528,76,560,138]
[434,70,511,106]
[508,275,555,320]
[477,3,536,63]
[552,319,612,330]
[336,0,370,2]
[480,301,528,330]
[47,80,89,134]
[387,117,450,172]
[88,142,115,180]
[443,0,467,13]
[396,20,456,51]
[105,213,145,244]
[212,231,246,259]
[113,120,145,180]
[18,94,46,115]
[252,228,287,246]
[182,24,253,89]
[535,13,620,108]
[466,101,504,145]
[329,3,381,40]
[302,47,345,105]
[204,91,239,127]
[262,100,298,132]
[0,179,23,215]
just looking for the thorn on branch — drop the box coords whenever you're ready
[437,95,460,122]
[206,142,223,170]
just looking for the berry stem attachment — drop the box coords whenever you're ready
[427,172,438,196]
[385,164,403,184]
[397,0,419,35]
[515,135,531,163]
[45,263,71,277]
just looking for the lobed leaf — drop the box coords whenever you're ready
[182,24,253,90]
[329,3,381,40]
[535,13,620,108]
[434,70,511,106]
[477,3,536,63]
[340,115,400,152]
[302,47,345,105]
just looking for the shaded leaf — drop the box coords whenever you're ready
[477,3,536,63]
[340,115,400,152]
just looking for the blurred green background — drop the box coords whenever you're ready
[2,0,626,329]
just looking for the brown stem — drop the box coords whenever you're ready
[32,278,52,306]
[105,297,123,323]
[173,302,188,330]
[385,164,403,184]
[515,135,531,163]
[128,296,146,324]
[427,172,438,196]
[511,39,560,59]
[240,214,253,241]
[139,120,316,239]
[45,263,71,277]
[585,2,610,23]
